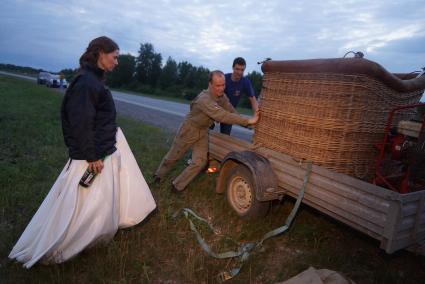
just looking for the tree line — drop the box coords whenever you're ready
[1,43,263,108]
[0,63,43,75]
[103,42,263,107]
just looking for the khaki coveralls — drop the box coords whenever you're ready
[155,89,250,191]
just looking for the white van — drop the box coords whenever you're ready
[37,72,50,85]
[46,74,68,88]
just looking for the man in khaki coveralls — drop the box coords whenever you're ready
[155,70,259,192]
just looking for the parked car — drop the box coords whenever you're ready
[46,74,68,88]
[37,71,50,85]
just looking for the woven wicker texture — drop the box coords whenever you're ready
[253,72,423,180]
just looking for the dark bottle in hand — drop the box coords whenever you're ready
[79,169,98,188]
[79,158,105,188]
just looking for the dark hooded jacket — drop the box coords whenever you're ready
[61,66,117,161]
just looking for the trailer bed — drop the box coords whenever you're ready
[209,132,425,254]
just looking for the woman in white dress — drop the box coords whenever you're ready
[9,36,156,268]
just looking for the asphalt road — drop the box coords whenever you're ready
[0,71,253,141]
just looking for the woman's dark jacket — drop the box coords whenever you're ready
[61,66,117,162]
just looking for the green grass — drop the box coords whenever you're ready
[1,75,425,283]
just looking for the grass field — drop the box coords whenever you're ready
[1,75,425,283]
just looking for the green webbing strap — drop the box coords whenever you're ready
[173,162,313,282]
[258,161,312,246]
[172,208,255,259]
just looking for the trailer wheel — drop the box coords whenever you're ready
[226,164,269,218]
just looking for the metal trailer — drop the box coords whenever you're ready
[208,132,425,254]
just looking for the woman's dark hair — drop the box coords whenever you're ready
[79,36,119,69]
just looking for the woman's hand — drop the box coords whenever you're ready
[247,110,260,125]
[88,159,104,174]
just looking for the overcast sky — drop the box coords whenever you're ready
[1,0,424,74]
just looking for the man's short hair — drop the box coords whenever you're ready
[232,57,246,67]
[209,70,224,83]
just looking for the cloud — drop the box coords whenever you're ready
[0,0,424,73]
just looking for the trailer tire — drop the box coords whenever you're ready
[226,164,269,218]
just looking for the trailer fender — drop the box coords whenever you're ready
[216,151,279,201]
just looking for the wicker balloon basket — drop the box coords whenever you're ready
[253,58,424,180]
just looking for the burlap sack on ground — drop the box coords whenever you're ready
[277,266,355,284]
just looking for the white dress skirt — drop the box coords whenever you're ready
[9,128,156,268]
